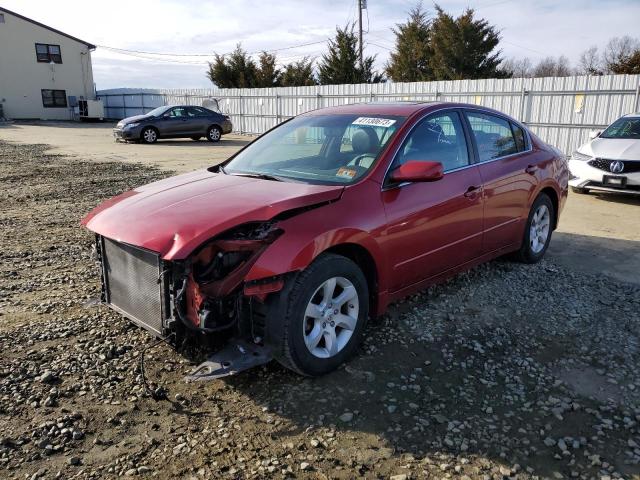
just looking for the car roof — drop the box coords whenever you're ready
[302,101,509,118]
[622,112,640,118]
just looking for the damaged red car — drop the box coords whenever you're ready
[83,102,568,377]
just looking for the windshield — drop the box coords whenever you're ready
[147,106,172,117]
[221,114,406,185]
[600,117,640,139]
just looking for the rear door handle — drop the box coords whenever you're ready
[525,165,539,174]
[464,186,481,199]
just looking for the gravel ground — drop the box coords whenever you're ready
[1,141,639,480]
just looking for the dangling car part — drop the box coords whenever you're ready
[83,102,568,377]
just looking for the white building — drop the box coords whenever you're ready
[0,6,96,120]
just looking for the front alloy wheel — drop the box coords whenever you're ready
[141,127,158,144]
[303,277,359,359]
[270,253,369,376]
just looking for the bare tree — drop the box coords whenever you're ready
[500,57,533,77]
[532,56,573,77]
[603,36,640,72]
[577,46,603,75]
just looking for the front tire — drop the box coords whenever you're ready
[207,126,222,143]
[269,254,369,376]
[515,193,555,264]
[141,127,158,144]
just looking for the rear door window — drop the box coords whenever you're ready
[188,106,210,117]
[510,122,527,151]
[465,112,518,161]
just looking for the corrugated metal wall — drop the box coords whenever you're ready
[98,74,640,154]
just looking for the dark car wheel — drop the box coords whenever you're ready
[269,253,369,376]
[207,126,222,143]
[141,127,158,144]
[190,136,202,141]
[571,186,589,195]
[515,193,555,264]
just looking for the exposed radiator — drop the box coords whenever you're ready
[101,237,164,335]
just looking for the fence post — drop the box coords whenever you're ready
[275,94,280,126]
[239,94,244,134]
[316,93,321,110]
[635,77,640,113]
[141,93,145,114]
[122,94,126,119]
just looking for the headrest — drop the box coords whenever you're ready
[352,127,378,154]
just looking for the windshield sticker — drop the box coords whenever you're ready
[336,167,357,179]
[352,117,396,128]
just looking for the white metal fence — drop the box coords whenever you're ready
[97,74,640,154]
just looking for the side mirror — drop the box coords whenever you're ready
[588,130,602,140]
[390,160,444,184]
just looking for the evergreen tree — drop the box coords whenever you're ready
[255,51,281,88]
[281,57,317,86]
[206,44,257,88]
[385,4,433,82]
[317,24,381,84]
[429,5,504,80]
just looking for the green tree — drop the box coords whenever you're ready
[610,49,640,74]
[317,24,382,84]
[281,57,317,86]
[255,51,281,87]
[206,44,257,88]
[429,5,504,80]
[385,4,433,82]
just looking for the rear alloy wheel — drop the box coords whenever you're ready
[207,126,222,143]
[141,127,158,144]
[515,193,555,263]
[270,253,369,376]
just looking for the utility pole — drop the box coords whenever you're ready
[358,0,365,71]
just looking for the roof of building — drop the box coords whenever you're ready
[0,6,96,49]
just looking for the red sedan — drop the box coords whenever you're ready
[83,102,568,377]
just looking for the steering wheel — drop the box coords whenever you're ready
[348,153,376,167]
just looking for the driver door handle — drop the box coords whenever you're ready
[464,185,481,199]
[525,165,539,174]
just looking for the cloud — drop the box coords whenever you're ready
[2,0,639,89]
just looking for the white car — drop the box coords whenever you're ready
[569,113,640,195]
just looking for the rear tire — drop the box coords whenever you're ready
[571,186,589,195]
[207,126,222,143]
[141,127,158,144]
[514,193,555,264]
[267,254,369,376]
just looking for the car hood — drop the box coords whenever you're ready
[82,170,344,259]
[579,138,640,160]
[119,114,152,125]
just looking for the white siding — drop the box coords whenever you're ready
[0,9,95,120]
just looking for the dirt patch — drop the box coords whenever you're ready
[1,141,640,479]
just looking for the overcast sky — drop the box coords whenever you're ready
[4,0,639,90]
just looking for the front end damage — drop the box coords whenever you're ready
[96,221,288,380]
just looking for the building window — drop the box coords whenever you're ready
[0,13,5,23]
[35,43,62,63]
[41,89,67,108]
